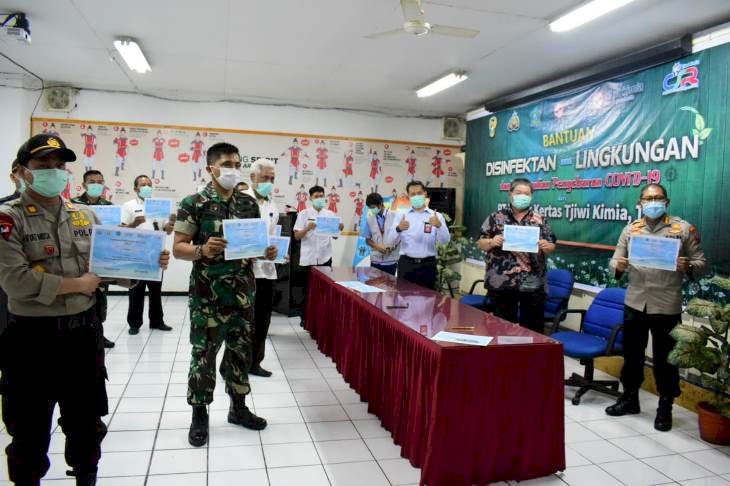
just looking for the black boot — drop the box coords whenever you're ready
[228,396,267,430]
[655,396,673,431]
[605,391,640,416]
[188,405,209,447]
[75,471,97,486]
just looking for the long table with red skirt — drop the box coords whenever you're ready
[304,266,565,486]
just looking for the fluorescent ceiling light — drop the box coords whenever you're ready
[692,23,730,52]
[550,0,637,33]
[113,38,151,73]
[417,72,468,98]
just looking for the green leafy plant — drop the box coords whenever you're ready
[669,275,730,417]
[436,214,466,296]
[681,106,713,145]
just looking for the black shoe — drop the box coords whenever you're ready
[188,406,209,447]
[250,366,273,378]
[103,337,115,348]
[151,323,173,331]
[654,396,674,431]
[228,397,267,430]
[128,327,140,335]
[75,471,97,486]
[605,391,641,416]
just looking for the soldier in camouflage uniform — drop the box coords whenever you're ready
[71,169,115,349]
[173,142,277,447]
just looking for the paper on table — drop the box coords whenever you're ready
[336,281,386,293]
[222,218,270,260]
[496,336,534,344]
[274,224,282,237]
[628,234,681,271]
[89,225,165,281]
[89,205,122,226]
[315,216,341,237]
[270,236,290,264]
[431,331,492,346]
[502,224,540,253]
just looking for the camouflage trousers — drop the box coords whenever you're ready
[187,303,255,406]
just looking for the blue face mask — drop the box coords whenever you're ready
[255,182,274,198]
[511,194,532,210]
[138,185,153,199]
[29,169,69,198]
[642,201,667,219]
[410,195,426,209]
[86,183,104,198]
[312,197,326,210]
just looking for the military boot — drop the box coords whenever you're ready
[654,396,673,431]
[605,391,641,416]
[75,471,97,486]
[228,396,267,430]
[188,405,209,447]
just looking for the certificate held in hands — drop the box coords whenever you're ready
[90,225,166,281]
[222,218,270,260]
[143,198,174,222]
[90,205,122,226]
[270,236,290,264]
[502,224,540,253]
[629,234,681,271]
[315,216,341,237]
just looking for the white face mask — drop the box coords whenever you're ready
[215,167,240,190]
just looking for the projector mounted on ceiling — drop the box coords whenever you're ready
[0,12,31,44]
[365,0,479,40]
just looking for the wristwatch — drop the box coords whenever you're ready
[195,245,203,260]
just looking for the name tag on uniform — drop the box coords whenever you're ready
[424,222,432,234]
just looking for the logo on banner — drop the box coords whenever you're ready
[663,60,700,95]
[488,116,498,138]
[530,105,542,128]
[507,111,520,132]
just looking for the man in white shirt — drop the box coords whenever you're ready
[121,175,175,334]
[361,192,399,275]
[245,158,279,377]
[385,180,450,290]
[293,185,343,326]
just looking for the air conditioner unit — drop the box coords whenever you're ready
[43,86,76,112]
[442,116,465,140]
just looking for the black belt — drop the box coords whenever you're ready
[400,255,436,264]
[9,307,96,330]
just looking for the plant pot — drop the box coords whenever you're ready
[697,401,730,445]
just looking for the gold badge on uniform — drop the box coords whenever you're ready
[65,202,76,210]
[70,211,91,227]
[25,204,38,214]
[669,223,682,235]
[47,138,61,148]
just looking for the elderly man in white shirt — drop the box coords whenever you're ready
[385,180,450,290]
[244,158,279,377]
[121,174,175,334]
[293,185,344,326]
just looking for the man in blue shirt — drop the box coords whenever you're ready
[385,181,450,289]
[361,193,399,275]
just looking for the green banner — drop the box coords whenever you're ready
[464,43,730,301]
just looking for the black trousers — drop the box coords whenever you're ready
[620,306,681,398]
[0,308,107,483]
[398,256,437,290]
[294,259,332,321]
[253,278,274,368]
[127,279,164,329]
[489,288,546,334]
[371,261,397,276]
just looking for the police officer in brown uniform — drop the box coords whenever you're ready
[0,134,170,485]
[605,183,707,431]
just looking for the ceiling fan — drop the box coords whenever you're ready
[365,0,480,40]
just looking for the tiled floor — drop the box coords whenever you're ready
[1,296,730,485]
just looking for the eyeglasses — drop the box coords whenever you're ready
[640,196,667,202]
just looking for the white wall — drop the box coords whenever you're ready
[0,84,34,196]
[27,88,448,291]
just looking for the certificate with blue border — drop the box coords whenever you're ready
[629,234,680,271]
[502,224,540,253]
[143,198,174,221]
[222,218,269,260]
[270,236,290,264]
[89,225,165,281]
[89,205,122,226]
[315,216,341,237]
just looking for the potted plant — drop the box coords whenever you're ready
[436,214,466,297]
[668,275,730,444]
